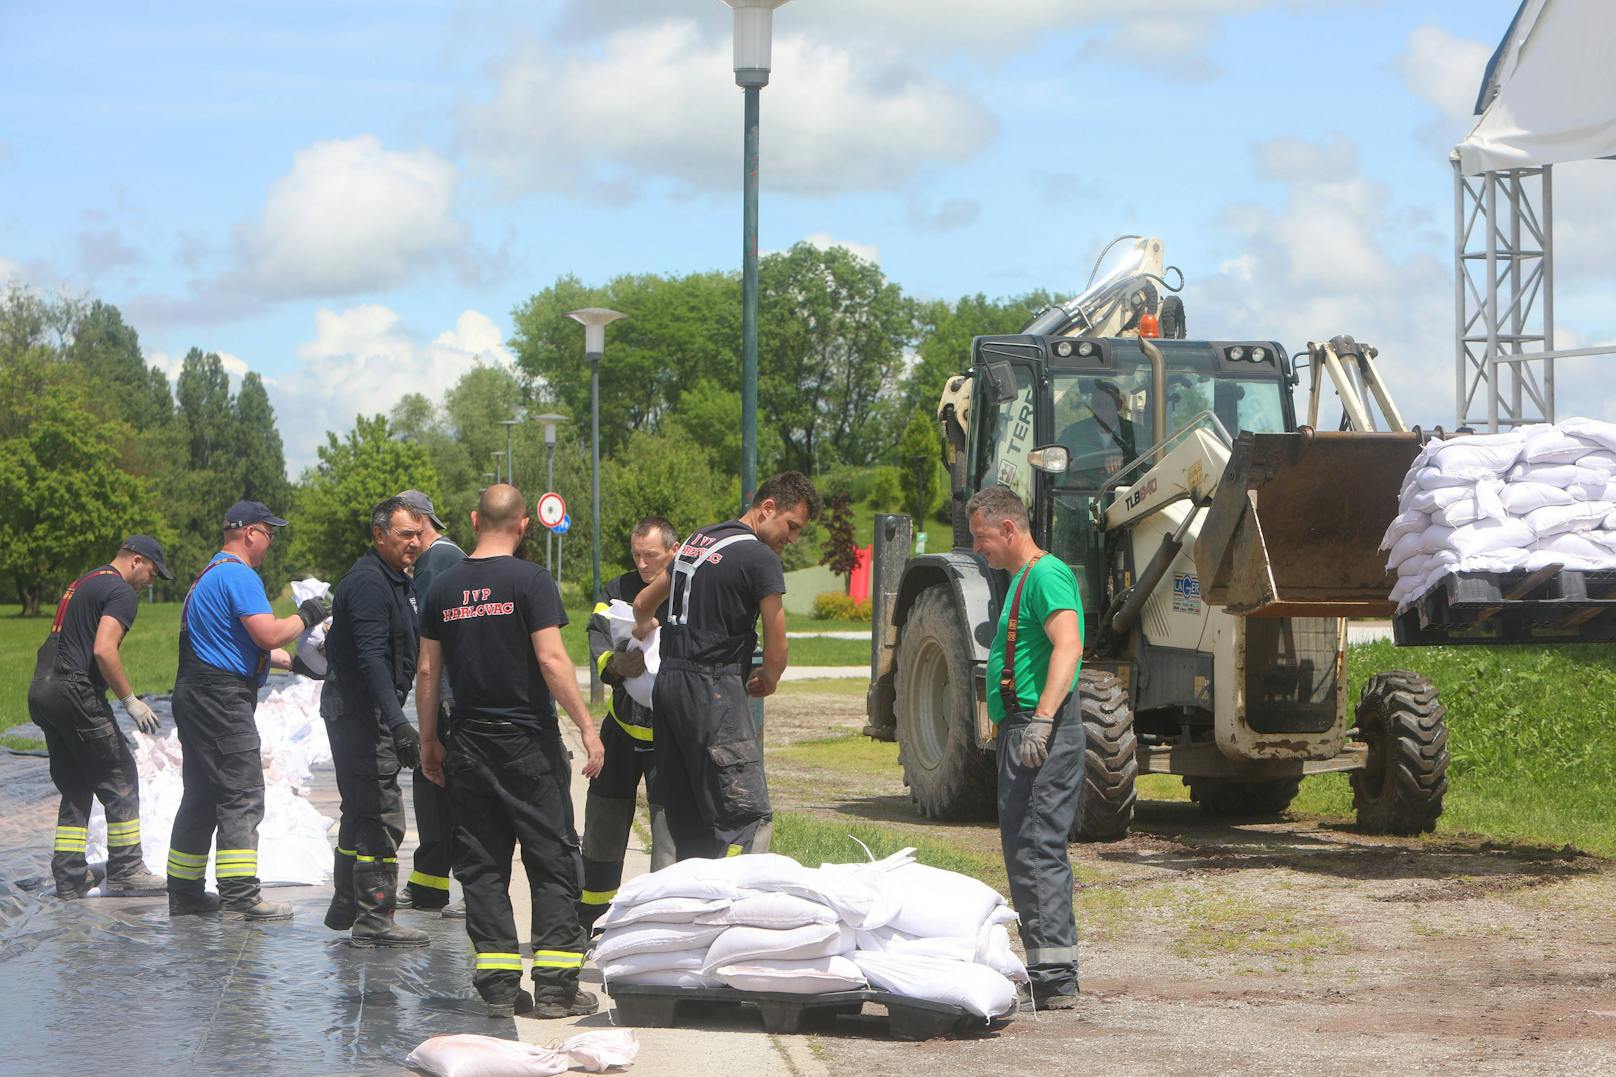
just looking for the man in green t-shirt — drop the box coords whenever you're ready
[968,484,1085,1011]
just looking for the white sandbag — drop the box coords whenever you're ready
[702,922,853,972]
[1557,417,1616,454]
[713,955,868,994]
[604,599,660,709]
[1510,462,1606,496]
[1422,437,1521,476]
[1577,450,1616,472]
[602,968,723,989]
[1415,525,1457,555]
[596,896,732,929]
[1522,427,1594,464]
[1444,518,1535,558]
[976,922,1030,984]
[559,1030,641,1074]
[883,863,1007,941]
[1532,533,1609,566]
[774,848,915,929]
[290,577,333,678]
[1499,481,1575,515]
[1401,484,1474,514]
[852,924,977,962]
[1523,501,1615,539]
[1430,498,1485,528]
[695,892,839,929]
[1384,530,1424,571]
[1413,465,1486,490]
[591,922,729,965]
[613,853,810,906]
[598,947,712,982]
[1380,509,1430,551]
[1395,553,1432,579]
[850,951,1016,1019]
[405,1035,570,1077]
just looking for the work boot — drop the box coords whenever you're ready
[106,869,168,896]
[394,887,415,910]
[226,898,294,921]
[440,900,466,920]
[56,870,95,900]
[485,989,534,1019]
[530,989,599,1020]
[324,850,356,931]
[350,862,429,948]
[169,889,222,916]
[1016,982,1078,1011]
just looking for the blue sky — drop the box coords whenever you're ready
[4,1,1611,472]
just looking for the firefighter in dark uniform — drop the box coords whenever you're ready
[167,500,330,919]
[416,484,605,1019]
[577,517,678,930]
[320,495,429,946]
[27,536,173,898]
[394,489,467,917]
[632,472,820,860]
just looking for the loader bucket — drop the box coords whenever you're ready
[1193,430,1422,617]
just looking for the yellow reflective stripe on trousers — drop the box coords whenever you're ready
[611,713,653,742]
[475,952,524,971]
[532,950,584,969]
[725,844,743,858]
[354,855,399,864]
[579,888,617,906]
[167,849,209,865]
[53,825,88,851]
[166,849,208,880]
[215,849,258,878]
[408,870,451,891]
[336,847,357,857]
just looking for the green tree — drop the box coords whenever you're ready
[907,291,1056,412]
[595,426,736,577]
[64,300,173,428]
[898,407,941,525]
[233,372,294,591]
[758,243,913,474]
[0,391,148,614]
[667,378,742,468]
[291,415,439,579]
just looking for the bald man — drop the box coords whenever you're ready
[415,485,605,1020]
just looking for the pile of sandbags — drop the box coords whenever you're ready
[1384,419,1616,607]
[83,676,335,887]
[591,850,1025,1020]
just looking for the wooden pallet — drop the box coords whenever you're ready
[606,983,1015,1040]
[1393,564,1616,645]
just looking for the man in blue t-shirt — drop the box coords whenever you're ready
[166,499,330,921]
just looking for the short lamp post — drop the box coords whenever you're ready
[722,0,791,508]
[567,307,626,705]
[534,412,569,572]
[491,450,506,484]
[498,412,524,489]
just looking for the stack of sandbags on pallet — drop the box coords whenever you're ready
[591,849,1025,1019]
[1384,419,1616,608]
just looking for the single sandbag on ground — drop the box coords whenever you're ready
[849,951,1016,1019]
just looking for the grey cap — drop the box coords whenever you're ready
[396,489,445,531]
[120,535,174,580]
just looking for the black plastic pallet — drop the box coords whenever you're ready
[1393,565,1616,646]
[606,982,1015,1040]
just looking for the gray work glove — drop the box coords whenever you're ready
[607,648,647,679]
[1019,716,1054,768]
[391,721,422,770]
[297,595,332,630]
[121,695,159,735]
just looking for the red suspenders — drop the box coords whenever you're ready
[997,553,1045,719]
[50,569,121,634]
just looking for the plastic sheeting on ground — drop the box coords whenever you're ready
[81,677,335,888]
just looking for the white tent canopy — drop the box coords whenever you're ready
[1454,0,1616,175]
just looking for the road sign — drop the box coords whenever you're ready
[537,492,567,529]
[553,512,571,536]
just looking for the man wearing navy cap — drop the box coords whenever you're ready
[27,536,174,898]
[166,500,330,920]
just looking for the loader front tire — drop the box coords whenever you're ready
[1351,671,1448,835]
[1072,668,1137,842]
[894,586,995,821]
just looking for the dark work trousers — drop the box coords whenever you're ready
[167,642,266,908]
[27,638,144,892]
[997,700,1085,997]
[407,702,455,908]
[578,717,659,928]
[651,659,771,861]
[324,705,407,924]
[447,720,587,1006]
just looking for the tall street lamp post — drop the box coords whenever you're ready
[534,412,568,572]
[722,0,790,508]
[566,307,626,703]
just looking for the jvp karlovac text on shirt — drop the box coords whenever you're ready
[49,567,139,693]
[420,556,567,728]
[984,556,1084,723]
[186,553,272,679]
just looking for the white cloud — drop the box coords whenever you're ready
[1252,132,1357,182]
[906,197,980,234]
[1078,18,1223,82]
[273,305,514,471]
[1396,25,1493,127]
[459,21,997,199]
[0,257,21,285]
[803,233,881,265]
[225,136,469,300]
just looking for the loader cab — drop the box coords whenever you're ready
[965,335,1295,625]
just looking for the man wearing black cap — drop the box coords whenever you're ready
[393,489,467,917]
[27,536,174,899]
[167,500,330,920]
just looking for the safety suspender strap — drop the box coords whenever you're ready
[998,553,1045,719]
[50,569,121,634]
[181,554,269,678]
[668,533,757,627]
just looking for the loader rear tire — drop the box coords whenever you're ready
[1186,777,1301,819]
[894,586,995,821]
[1071,668,1137,842]
[1351,671,1448,835]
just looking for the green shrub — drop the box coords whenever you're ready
[812,592,872,621]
